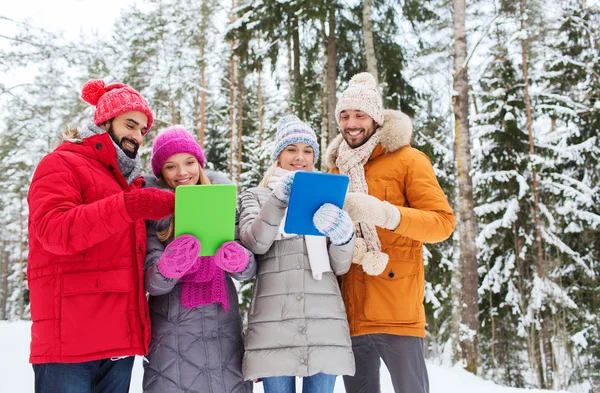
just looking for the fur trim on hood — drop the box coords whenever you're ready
[324,109,413,170]
[55,126,83,146]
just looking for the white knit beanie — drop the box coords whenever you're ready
[271,115,320,162]
[335,72,384,126]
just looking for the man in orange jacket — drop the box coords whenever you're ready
[326,72,455,393]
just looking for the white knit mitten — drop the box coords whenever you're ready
[352,237,367,265]
[361,251,388,275]
[313,203,354,245]
[271,172,295,204]
[343,192,401,230]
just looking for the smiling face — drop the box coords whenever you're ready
[160,153,202,189]
[102,111,148,159]
[339,109,378,149]
[277,142,315,172]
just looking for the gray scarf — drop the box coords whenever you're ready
[80,124,142,184]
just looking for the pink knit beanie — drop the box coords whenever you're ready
[151,127,206,178]
[335,72,384,126]
[81,79,154,133]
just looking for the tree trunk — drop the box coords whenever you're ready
[519,0,551,386]
[19,192,24,319]
[542,318,555,388]
[362,0,378,84]
[519,0,543,281]
[0,241,7,320]
[326,4,337,144]
[199,43,206,148]
[452,0,478,374]
[450,232,462,366]
[170,96,177,125]
[257,56,263,147]
[292,16,302,118]
[237,68,245,185]
[485,257,498,374]
[531,326,546,388]
[321,52,329,169]
[229,0,237,178]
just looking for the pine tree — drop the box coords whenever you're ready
[536,0,600,387]
[471,37,532,387]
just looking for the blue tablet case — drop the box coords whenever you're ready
[284,172,350,236]
[174,184,237,256]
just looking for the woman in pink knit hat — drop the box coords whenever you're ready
[142,126,255,393]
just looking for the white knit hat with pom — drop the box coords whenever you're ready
[335,72,384,126]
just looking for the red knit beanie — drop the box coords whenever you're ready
[151,127,206,178]
[81,79,154,134]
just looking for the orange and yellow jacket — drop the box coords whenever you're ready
[326,109,455,338]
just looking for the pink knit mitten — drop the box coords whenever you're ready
[157,235,201,278]
[214,241,249,273]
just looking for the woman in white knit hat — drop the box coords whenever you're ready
[238,115,356,393]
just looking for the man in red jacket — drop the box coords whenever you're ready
[27,79,175,393]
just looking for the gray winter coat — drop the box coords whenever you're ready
[238,187,355,380]
[142,171,255,393]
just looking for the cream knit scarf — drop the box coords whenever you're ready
[335,131,388,275]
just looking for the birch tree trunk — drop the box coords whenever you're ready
[452,0,478,374]
[362,0,378,84]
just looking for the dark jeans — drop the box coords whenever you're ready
[343,334,429,393]
[33,356,134,393]
[263,373,337,393]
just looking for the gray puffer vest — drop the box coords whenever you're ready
[238,187,355,381]
[142,171,255,393]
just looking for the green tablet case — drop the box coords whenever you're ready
[174,184,237,256]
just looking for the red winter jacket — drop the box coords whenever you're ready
[27,131,150,364]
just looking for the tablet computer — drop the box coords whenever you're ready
[284,172,349,236]
[174,184,237,256]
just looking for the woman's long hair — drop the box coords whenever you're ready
[157,167,211,242]
[258,162,279,189]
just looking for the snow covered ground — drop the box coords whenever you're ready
[0,321,579,392]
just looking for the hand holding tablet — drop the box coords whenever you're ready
[283,172,349,236]
[174,184,237,256]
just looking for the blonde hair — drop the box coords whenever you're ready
[157,167,211,242]
[258,162,279,188]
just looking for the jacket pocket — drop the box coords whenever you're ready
[60,269,132,356]
[363,260,419,323]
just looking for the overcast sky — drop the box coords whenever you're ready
[1,0,137,86]
[2,0,138,39]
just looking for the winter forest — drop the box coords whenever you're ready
[0,0,599,391]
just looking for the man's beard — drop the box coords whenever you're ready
[343,127,368,148]
[107,124,139,159]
